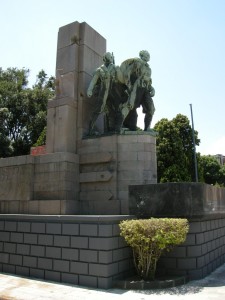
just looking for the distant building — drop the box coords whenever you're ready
[214,154,225,166]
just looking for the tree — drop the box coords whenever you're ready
[0,68,54,157]
[218,165,225,187]
[154,114,200,183]
[0,107,12,157]
[199,155,221,185]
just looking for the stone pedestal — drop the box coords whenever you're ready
[78,132,157,214]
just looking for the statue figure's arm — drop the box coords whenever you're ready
[87,70,100,97]
[149,85,155,97]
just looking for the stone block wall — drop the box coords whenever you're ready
[158,216,225,280]
[1,214,225,286]
[0,215,134,289]
[0,153,79,215]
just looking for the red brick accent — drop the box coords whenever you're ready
[30,145,46,156]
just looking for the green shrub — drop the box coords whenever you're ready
[119,218,189,280]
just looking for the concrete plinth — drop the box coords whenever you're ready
[78,132,157,215]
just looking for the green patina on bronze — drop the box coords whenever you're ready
[87,50,155,135]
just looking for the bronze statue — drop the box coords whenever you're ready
[87,52,117,134]
[87,50,155,135]
[120,50,155,131]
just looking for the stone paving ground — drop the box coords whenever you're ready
[1,264,225,300]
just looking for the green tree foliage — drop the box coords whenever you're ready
[0,68,54,157]
[199,155,222,185]
[0,107,12,157]
[119,218,189,280]
[154,114,200,183]
[219,165,225,187]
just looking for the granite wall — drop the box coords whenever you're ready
[0,215,134,289]
[158,216,225,280]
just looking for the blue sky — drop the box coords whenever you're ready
[1,0,225,155]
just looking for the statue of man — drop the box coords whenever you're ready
[138,50,155,131]
[87,52,117,134]
[123,50,155,131]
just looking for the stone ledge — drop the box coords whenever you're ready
[82,130,157,140]
[0,214,135,223]
[129,183,225,219]
[0,155,34,167]
[122,129,157,137]
[34,152,79,164]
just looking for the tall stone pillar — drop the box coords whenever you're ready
[33,21,107,214]
[46,21,106,153]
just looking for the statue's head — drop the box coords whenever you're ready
[139,50,150,62]
[103,52,113,63]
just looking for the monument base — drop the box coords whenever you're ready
[1,212,225,288]
[0,132,157,215]
[78,132,157,215]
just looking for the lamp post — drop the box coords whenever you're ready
[189,104,198,182]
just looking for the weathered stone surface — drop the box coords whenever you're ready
[0,152,79,214]
[57,21,80,49]
[129,182,225,218]
[80,191,113,201]
[78,133,156,214]
[47,21,106,149]
[80,171,113,183]
[80,152,112,164]
[56,44,79,73]
[46,98,78,153]
[0,157,34,202]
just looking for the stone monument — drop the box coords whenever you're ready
[1,22,225,288]
[0,21,157,288]
[0,21,157,215]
